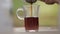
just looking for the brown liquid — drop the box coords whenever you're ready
[25,0,37,4]
[24,17,39,30]
[25,0,38,30]
[30,5,32,16]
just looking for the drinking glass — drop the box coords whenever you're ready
[16,5,40,32]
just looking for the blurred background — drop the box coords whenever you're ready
[13,0,59,27]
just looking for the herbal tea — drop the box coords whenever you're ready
[25,17,39,30]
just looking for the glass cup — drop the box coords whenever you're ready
[16,5,40,32]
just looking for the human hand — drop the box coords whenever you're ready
[40,0,60,4]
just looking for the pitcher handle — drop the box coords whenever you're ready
[16,8,24,20]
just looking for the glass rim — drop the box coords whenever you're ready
[23,4,40,7]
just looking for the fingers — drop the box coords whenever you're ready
[45,0,54,4]
[55,0,60,4]
[40,0,59,4]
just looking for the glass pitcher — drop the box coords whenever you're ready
[16,5,40,32]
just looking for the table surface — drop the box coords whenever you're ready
[13,27,58,32]
[0,27,58,34]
